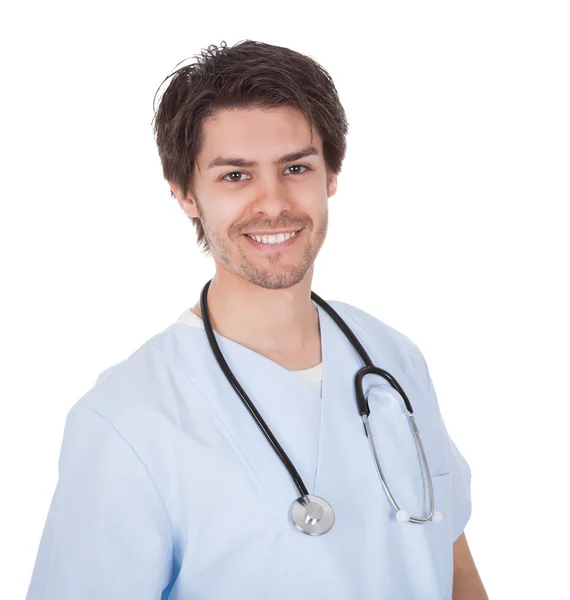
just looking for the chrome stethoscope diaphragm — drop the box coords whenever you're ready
[290,495,335,536]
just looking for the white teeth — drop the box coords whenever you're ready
[248,231,298,245]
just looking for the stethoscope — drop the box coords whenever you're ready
[200,279,443,536]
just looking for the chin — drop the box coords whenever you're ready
[241,264,312,291]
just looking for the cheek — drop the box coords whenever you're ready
[200,191,243,231]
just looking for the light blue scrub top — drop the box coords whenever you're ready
[26,300,472,599]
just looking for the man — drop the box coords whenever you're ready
[26,40,487,599]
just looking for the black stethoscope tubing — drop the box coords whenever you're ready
[199,279,416,501]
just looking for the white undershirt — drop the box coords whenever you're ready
[175,307,323,398]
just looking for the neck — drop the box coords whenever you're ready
[192,266,321,368]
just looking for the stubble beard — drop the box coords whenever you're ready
[204,209,329,291]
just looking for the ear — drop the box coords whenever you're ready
[327,171,338,198]
[169,182,200,219]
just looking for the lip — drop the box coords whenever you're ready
[242,229,302,250]
[244,228,302,236]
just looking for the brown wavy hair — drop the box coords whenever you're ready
[151,39,349,255]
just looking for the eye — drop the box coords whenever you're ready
[222,172,250,183]
[284,164,311,175]
[221,164,311,183]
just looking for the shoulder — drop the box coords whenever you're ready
[324,299,429,380]
[69,324,181,429]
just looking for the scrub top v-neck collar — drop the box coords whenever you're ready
[171,302,340,503]
[175,303,324,399]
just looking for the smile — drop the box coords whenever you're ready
[243,229,302,249]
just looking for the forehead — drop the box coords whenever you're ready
[197,106,323,165]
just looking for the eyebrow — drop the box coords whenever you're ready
[207,145,319,170]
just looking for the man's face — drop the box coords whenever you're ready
[174,106,337,290]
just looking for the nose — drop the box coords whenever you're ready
[250,175,293,218]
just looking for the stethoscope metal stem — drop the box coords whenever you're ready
[363,414,438,524]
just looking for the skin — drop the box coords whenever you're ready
[170,106,487,596]
[170,106,337,369]
[453,532,489,599]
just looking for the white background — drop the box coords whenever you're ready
[2,1,568,597]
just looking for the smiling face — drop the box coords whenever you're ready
[172,106,337,290]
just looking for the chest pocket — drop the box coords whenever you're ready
[363,384,449,510]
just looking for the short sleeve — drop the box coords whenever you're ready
[26,405,173,599]
[444,429,473,541]
[416,346,473,542]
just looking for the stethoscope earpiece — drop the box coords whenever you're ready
[396,509,410,522]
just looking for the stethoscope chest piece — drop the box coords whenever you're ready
[290,495,335,536]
